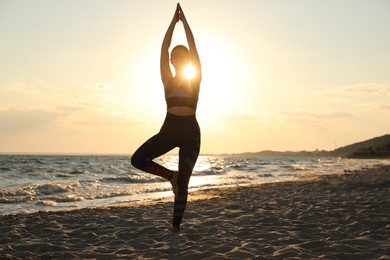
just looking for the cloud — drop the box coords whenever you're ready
[84,83,112,91]
[0,82,39,95]
[379,103,390,112]
[0,107,60,134]
[282,110,354,119]
[279,110,355,132]
[343,83,390,96]
[56,106,85,112]
[224,113,260,122]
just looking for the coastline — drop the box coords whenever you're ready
[1,164,389,259]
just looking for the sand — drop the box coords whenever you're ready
[1,164,389,259]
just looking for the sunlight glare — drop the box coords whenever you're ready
[183,64,196,79]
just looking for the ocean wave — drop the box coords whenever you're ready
[290,164,307,171]
[36,182,80,195]
[227,163,268,172]
[257,173,274,177]
[27,171,51,176]
[55,174,71,178]
[31,159,45,164]
[69,170,90,175]
[0,196,33,204]
[55,161,69,165]
[195,168,226,176]
[1,183,86,204]
[0,187,36,203]
[53,194,85,202]
[100,176,161,184]
[36,200,57,206]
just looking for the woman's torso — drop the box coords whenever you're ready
[164,77,200,116]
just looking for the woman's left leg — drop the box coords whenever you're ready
[131,131,176,180]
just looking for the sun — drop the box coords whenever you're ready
[183,63,196,79]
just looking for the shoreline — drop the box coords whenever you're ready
[1,164,389,259]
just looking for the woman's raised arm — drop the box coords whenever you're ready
[178,4,202,82]
[161,4,180,85]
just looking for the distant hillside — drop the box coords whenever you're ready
[234,134,390,159]
[236,150,330,157]
[331,134,390,158]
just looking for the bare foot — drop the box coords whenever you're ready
[170,171,179,197]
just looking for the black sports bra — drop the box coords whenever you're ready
[166,96,198,110]
[165,79,199,110]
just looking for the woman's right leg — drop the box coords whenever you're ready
[131,131,176,180]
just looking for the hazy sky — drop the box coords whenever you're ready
[1,0,389,154]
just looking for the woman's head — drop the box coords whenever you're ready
[171,45,190,70]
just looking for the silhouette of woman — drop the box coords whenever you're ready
[131,3,201,231]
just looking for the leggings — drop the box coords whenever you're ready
[131,113,201,228]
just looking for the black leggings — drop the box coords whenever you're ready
[131,113,201,227]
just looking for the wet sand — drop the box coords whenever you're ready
[1,164,389,259]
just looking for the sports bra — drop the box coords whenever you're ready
[165,80,199,110]
[166,96,198,110]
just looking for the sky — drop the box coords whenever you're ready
[0,0,389,154]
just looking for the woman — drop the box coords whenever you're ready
[131,3,201,232]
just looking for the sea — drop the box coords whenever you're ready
[0,154,389,216]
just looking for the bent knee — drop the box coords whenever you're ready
[131,154,143,169]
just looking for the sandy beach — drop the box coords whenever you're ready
[1,164,389,259]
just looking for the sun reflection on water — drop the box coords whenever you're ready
[156,155,229,190]
[193,156,215,172]
[158,155,225,173]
